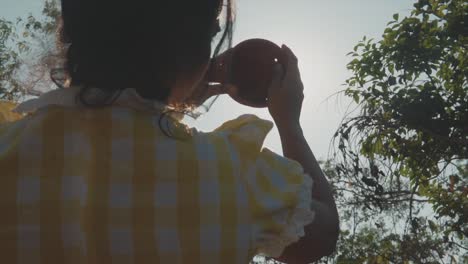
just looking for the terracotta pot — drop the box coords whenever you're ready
[206,38,287,108]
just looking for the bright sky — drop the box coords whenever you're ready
[0,0,416,160]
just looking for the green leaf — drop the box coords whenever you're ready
[393,13,399,21]
[388,64,395,75]
[353,93,360,104]
[428,220,438,233]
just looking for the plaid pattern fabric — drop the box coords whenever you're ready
[0,104,315,264]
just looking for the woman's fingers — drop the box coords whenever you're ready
[270,63,284,86]
[267,44,304,126]
[282,45,302,85]
[283,44,298,65]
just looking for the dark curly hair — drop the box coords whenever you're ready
[58,0,235,108]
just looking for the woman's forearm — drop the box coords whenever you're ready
[274,122,340,263]
[277,123,337,209]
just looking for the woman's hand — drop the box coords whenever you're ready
[186,44,304,112]
[185,82,226,107]
[186,81,268,108]
[267,45,340,264]
[267,45,304,129]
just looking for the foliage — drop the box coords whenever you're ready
[334,226,446,264]
[0,0,61,100]
[319,161,467,263]
[334,0,467,251]
[0,19,22,100]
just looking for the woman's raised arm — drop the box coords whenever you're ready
[267,45,340,264]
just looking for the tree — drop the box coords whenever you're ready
[330,0,467,262]
[0,0,61,101]
[0,19,21,100]
[317,161,466,263]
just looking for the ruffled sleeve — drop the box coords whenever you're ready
[216,114,316,258]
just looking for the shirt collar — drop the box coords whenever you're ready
[13,86,185,121]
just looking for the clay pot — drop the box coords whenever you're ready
[206,38,287,108]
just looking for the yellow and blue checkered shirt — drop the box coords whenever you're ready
[0,98,315,264]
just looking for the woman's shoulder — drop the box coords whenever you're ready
[210,115,316,259]
[213,114,273,140]
[194,114,275,154]
[0,101,24,124]
[214,114,273,133]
